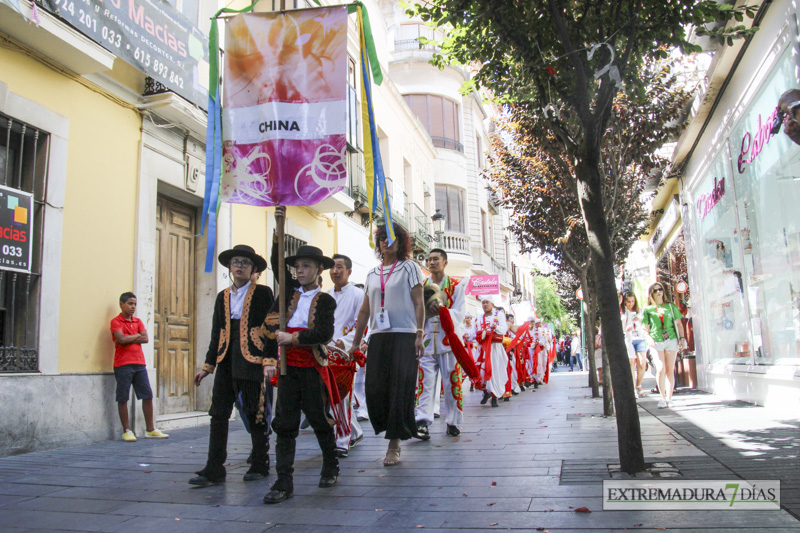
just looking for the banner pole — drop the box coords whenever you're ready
[276,205,288,376]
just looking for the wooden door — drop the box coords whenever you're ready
[154,197,196,414]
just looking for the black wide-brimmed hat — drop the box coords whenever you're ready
[218,244,267,273]
[285,245,335,270]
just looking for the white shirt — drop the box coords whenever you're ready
[327,282,365,350]
[230,281,252,319]
[622,309,643,338]
[571,336,582,355]
[364,260,423,333]
[287,286,322,329]
[422,275,466,355]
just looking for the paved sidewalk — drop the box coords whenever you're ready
[0,368,798,532]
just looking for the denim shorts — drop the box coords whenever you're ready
[631,339,648,353]
[654,338,680,352]
[114,364,153,403]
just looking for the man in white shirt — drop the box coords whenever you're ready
[327,254,366,458]
[416,249,467,438]
[570,331,583,371]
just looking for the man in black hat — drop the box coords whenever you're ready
[262,226,338,504]
[189,245,274,486]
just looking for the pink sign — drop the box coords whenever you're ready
[696,176,725,220]
[465,275,499,296]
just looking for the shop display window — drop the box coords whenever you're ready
[690,152,750,363]
[730,45,800,366]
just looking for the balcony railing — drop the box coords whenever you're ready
[394,39,440,52]
[440,232,470,255]
[430,136,464,153]
[411,204,430,254]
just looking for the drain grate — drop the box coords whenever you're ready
[560,460,684,484]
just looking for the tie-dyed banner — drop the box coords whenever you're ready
[221,6,348,206]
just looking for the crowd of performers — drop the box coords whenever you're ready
[187,218,557,505]
[461,298,558,408]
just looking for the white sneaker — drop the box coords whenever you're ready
[657,398,667,408]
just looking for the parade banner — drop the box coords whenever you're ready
[220,7,349,207]
[42,0,208,108]
[465,274,499,296]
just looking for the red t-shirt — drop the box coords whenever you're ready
[110,313,146,367]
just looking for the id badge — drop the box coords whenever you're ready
[376,309,391,331]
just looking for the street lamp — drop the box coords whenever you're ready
[431,209,445,246]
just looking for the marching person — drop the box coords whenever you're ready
[349,223,425,467]
[477,296,508,407]
[463,312,477,392]
[327,254,366,457]
[190,245,274,486]
[263,230,339,504]
[415,248,467,439]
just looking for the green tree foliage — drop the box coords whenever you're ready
[533,275,573,334]
[408,0,757,473]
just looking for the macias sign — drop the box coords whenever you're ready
[0,185,33,274]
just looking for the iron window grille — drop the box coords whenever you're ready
[0,113,48,373]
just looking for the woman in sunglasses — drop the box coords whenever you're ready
[641,283,687,408]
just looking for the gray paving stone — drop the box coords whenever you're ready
[0,369,798,531]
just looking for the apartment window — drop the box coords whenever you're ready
[346,56,361,151]
[435,184,465,234]
[476,135,483,170]
[395,24,443,50]
[0,114,48,373]
[481,209,489,249]
[403,94,462,152]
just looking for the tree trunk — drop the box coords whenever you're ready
[601,334,614,416]
[575,145,645,474]
[578,273,600,398]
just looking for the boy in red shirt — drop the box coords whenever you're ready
[111,292,168,442]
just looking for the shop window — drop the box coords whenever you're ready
[689,152,749,365]
[0,114,48,373]
[728,45,800,365]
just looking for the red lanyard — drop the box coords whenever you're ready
[657,305,669,336]
[379,259,398,309]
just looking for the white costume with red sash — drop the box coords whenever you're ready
[477,309,508,398]
[416,275,466,429]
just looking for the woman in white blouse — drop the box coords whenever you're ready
[621,291,647,397]
[350,223,425,466]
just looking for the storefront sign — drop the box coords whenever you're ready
[651,197,681,252]
[0,185,33,273]
[42,0,208,108]
[696,176,725,220]
[737,107,780,173]
[465,274,499,296]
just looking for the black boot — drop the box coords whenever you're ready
[480,391,491,405]
[244,420,270,481]
[491,397,499,407]
[190,417,228,485]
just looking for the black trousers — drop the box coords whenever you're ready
[365,332,418,440]
[201,355,269,479]
[271,365,338,492]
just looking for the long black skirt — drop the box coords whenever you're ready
[365,332,419,440]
